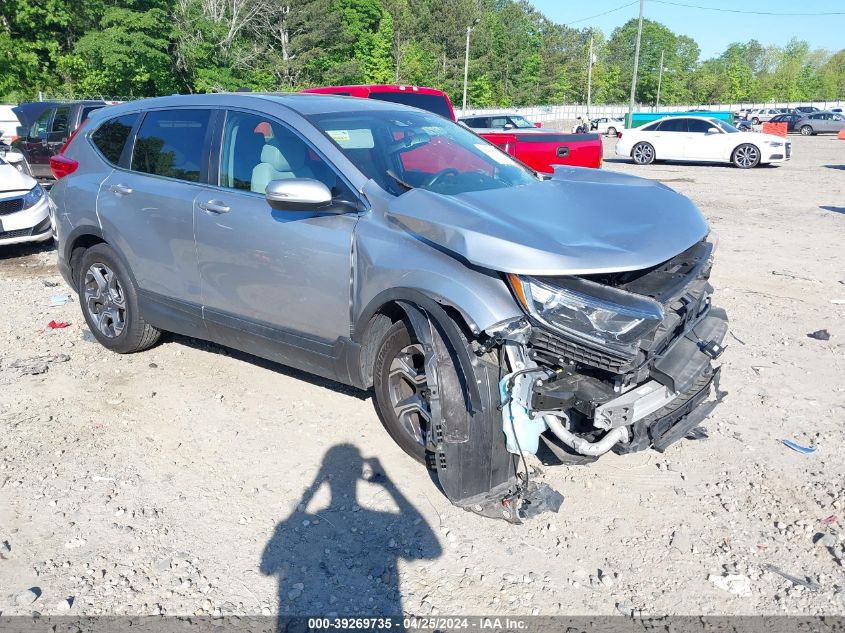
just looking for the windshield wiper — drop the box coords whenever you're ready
[386,169,415,192]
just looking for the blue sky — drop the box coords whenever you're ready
[532,0,845,59]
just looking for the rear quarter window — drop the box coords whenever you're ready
[91,113,139,165]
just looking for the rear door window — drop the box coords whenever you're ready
[131,109,211,182]
[657,118,688,132]
[92,113,139,165]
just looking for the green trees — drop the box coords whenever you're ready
[0,0,842,105]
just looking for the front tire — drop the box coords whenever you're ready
[372,316,516,507]
[373,320,432,464]
[77,244,160,354]
[800,125,813,136]
[732,143,760,169]
[631,142,655,165]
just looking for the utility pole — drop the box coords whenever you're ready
[462,18,480,112]
[655,49,664,110]
[627,0,644,127]
[587,35,594,118]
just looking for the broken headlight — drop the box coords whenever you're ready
[508,274,664,354]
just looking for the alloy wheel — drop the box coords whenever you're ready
[734,145,759,168]
[386,344,431,448]
[632,143,654,164]
[83,262,126,338]
[800,125,813,136]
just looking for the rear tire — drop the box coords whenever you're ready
[751,117,760,125]
[800,125,813,136]
[631,142,655,165]
[607,126,617,136]
[732,143,760,169]
[77,244,160,354]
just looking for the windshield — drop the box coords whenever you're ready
[309,109,538,197]
[713,119,739,133]
[509,115,535,129]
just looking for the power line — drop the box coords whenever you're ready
[566,2,638,26]
[651,0,845,17]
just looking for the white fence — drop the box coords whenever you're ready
[457,100,845,124]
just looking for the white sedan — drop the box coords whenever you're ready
[615,116,791,169]
[0,150,52,246]
[590,116,624,136]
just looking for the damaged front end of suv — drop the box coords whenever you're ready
[500,237,726,463]
[377,166,728,522]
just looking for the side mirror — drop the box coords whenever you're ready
[4,151,25,164]
[265,178,332,211]
[503,123,515,130]
[707,127,720,134]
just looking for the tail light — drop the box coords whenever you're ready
[50,118,89,179]
[50,154,79,179]
[617,131,623,139]
[534,122,543,128]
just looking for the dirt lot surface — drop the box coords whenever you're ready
[1,135,844,618]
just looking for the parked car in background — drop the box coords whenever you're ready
[768,113,802,133]
[0,149,50,246]
[459,113,542,130]
[830,107,842,114]
[48,93,726,517]
[0,141,33,176]
[616,116,791,168]
[744,108,781,124]
[590,116,624,136]
[308,84,603,171]
[11,100,107,178]
[0,105,21,143]
[797,111,845,135]
[793,106,820,116]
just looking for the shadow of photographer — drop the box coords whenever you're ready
[260,444,442,627]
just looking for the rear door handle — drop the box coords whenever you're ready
[198,200,230,214]
[108,183,133,195]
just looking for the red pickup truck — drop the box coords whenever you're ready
[301,84,603,172]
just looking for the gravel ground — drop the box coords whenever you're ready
[1,134,843,618]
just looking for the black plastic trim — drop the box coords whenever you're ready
[355,288,483,412]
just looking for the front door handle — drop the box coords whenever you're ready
[108,184,133,195]
[198,200,230,214]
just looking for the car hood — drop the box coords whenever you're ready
[0,162,36,193]
[386,166,709,275]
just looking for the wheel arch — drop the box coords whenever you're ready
[352,288,484,413]
[64,226,137,289]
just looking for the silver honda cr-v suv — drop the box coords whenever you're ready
[50,93,727,521]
